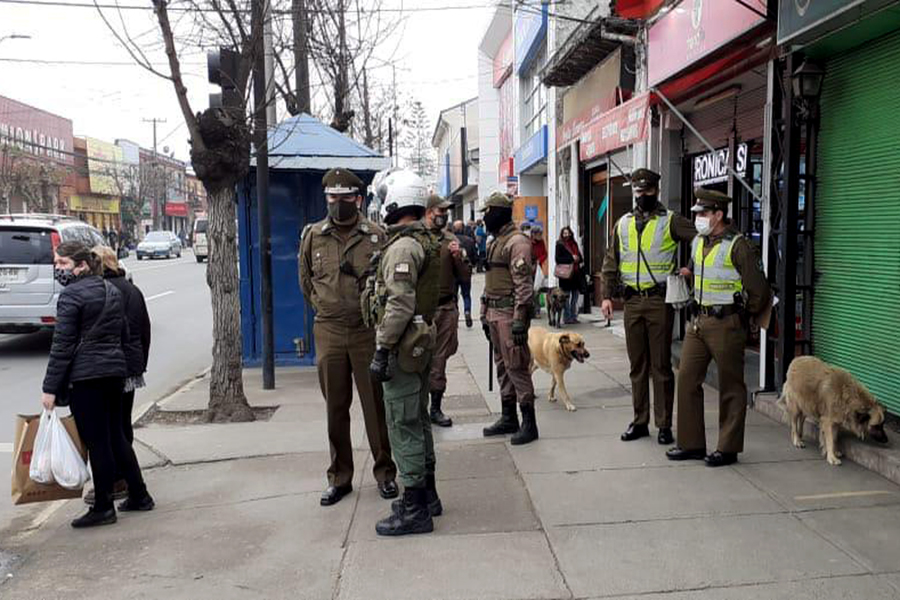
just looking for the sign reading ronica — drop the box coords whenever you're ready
[0,95,74,165]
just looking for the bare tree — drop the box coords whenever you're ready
[402,99,436,180]
[0,143,69,214]
[96,0,262,422]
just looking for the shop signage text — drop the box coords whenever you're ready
[579,93,651,162]
[648,0,767,86]
[516,125,548,174]
[692,143,748,186]
[777,0,868,44]
[86,137,124,196]
[69,194,120,214]
[165,202,188,217]
[515,1,548,75]
[493,33,514,88]
[0,95,74,164]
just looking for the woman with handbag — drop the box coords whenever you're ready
[41,241,154,528]
[555,226,583,324]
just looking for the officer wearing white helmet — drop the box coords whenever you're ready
[361,168,443,536]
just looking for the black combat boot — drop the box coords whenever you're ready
[430,390,453,428]
[511,402,539,446]
[376,487,434,537]
[483,399,520,437]
[392,473,443,516]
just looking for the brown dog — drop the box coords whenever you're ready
[779,356,888,465]
[528,326,590,411]
[547,288,568,328]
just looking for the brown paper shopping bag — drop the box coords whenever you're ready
[11,413,87,506]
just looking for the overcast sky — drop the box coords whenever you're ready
[0,0,493,163]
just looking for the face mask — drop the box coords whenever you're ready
[636,194,657,212]
[432,215,447,230]
[483,207,511,234]
[328,200,358,223]
[695,216,712,236]
[54,268,78,287]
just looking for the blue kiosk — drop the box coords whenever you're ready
[237,114,391,367]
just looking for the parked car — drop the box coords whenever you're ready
[137,230,182,260]
[0,214,124,334]
[193,217,208,263]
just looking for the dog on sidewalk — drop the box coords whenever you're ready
[779,356,889,465]
[528,327,590,412]
[547,288,568,328]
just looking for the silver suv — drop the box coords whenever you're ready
[0,214,111,333]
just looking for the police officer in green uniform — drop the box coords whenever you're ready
[299,168,398,507]
[666,188,771,467]
[364,169,443,536]
[601,168,696,445]
[480,192,538,445]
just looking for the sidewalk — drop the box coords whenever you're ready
[3,275,900,599]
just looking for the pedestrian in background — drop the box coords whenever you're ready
[452,220,477,328]
[299,168,398,507]
[555,226,583,324]
[530,226,548,317]
[475,220,487,273]
[41,241,153,528]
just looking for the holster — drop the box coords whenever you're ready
[396,317,436,373]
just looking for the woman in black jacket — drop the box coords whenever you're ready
[555,227,584,324]
[41,241,154,528]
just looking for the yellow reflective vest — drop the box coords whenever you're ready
[692,234,744,306]
[618,211,677,290]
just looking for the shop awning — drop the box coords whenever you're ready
[542,17,638,88]
[613,0,666,20]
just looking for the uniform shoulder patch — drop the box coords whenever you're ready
[371,234,380,244]
[513,257,528,275]
[394,262,410,274]
[393,261,412,281]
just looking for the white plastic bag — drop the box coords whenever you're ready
[666,274,691,309]
[49,411,90,490]
[28,409,55,484]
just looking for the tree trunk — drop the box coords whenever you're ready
[362,67,374,148]
[205,185,255,423]
[292,0,311,114]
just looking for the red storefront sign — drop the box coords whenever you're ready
[648,0,767,87]
[614,0,666,19]
[578,93,652,162]
[557,89,619,150]
[165,202,188,217]
[493,33,514,88]
[498,156,514,183]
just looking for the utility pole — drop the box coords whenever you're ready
[391,64,398,166]
[292,0,311,114]
[253,0,275,390]
[143,117,167,230]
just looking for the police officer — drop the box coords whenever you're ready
[666,188,771,467]
[425,195,471,427]
[601,168,696,445]
[366,169,442,536]
[480,192,538,445]
[299,168,398,507]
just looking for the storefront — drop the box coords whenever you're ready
[68,194,121,231]
[777,0,900,414]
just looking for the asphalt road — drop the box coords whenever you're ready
[0,250,213,531]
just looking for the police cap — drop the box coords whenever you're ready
[427,194,453,210]
[322,168,364,195]
[479,192,514,212]
[691,188,732,212]
[630,168,661,191]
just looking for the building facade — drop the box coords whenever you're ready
[138,148,189,236]
[433,97,480,222]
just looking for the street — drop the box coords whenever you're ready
[0,250,212,534]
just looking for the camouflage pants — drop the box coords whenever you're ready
[382,357,436,489]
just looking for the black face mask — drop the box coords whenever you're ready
[432,215,448,230]
[328,200,358,223]
[54,268,78,287]
[636,194,658,212]
[483,207,512,234]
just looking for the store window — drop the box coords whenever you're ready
[521,45,547,140]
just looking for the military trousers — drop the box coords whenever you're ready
[429,303,460,393]
[314,321,397,488]
[487,308,535,405]
[676,314,748,454]
[623,295,675,428]
[382,357,436,489]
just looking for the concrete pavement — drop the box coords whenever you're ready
[2,274,900,599]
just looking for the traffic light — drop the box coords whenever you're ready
[207,47,241,109]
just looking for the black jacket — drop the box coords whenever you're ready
[455,233,478,267]
[555,240,583,293]
[106,271,151,377]
[42,275,129,395]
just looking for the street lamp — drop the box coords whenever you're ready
[791,59,825,110]
[0,34,32,46]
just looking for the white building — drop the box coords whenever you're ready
[433,97,480,222]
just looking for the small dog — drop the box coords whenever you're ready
[547,288,568,328]
[779,356,889,465]
[528,327,590,411]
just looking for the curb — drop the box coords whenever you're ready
[753,393,900,486]
[133,366,211,425]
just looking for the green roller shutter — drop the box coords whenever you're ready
[813,29,900,415]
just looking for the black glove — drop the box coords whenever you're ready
[369,347,393,382]
[511,320,528,346]
[481,318,492,343]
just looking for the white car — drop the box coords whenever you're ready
[0,214,119,334]
[137,230,183,260]
[193,217,208,263]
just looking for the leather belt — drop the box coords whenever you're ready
[624,286,666,299]
[698,305,741,318]
[486,296,515,309]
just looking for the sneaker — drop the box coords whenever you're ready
[71,508,117,528]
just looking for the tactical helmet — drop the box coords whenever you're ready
[373,168,429,223]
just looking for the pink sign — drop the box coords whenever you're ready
[493,33,514,88]
[648,0,766,86]
[579,93,652,162]
[557,90,618,150]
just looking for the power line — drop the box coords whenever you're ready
[0,0,521,13]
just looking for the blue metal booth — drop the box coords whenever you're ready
[238,114,391,366]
